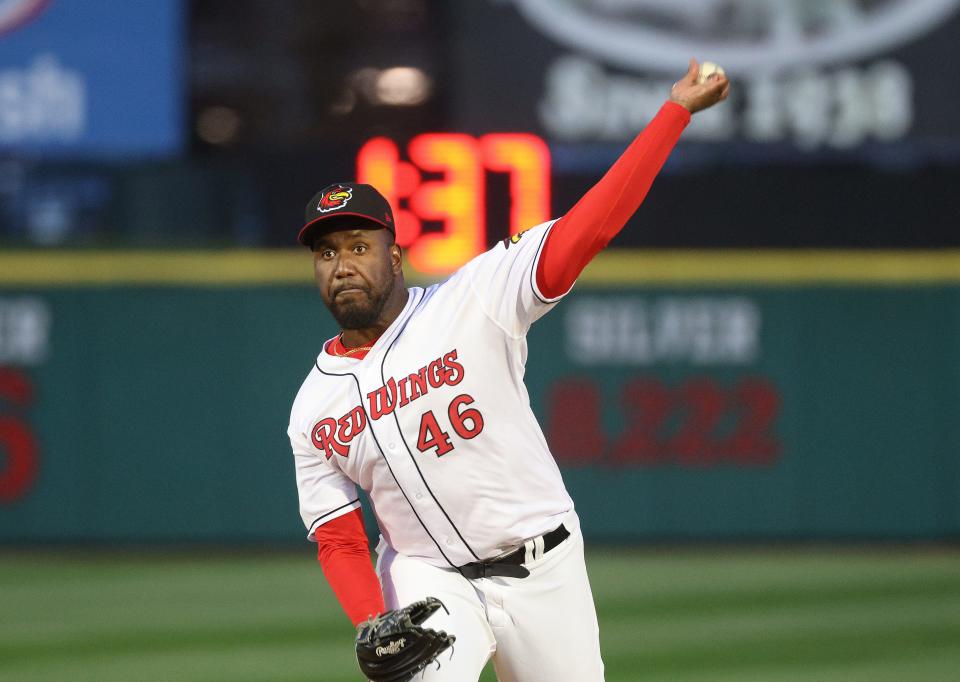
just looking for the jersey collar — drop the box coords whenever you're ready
[314,287,421,372]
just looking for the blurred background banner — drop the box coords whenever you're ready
[453,0,960,151]
[0,0,185,158]
[2,0,958,250]
[1,263,958,542]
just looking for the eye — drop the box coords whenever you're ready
[321,249,335,259]
[353,244,367,255]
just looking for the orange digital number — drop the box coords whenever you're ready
[407,134,485,273]
[356,137,422,247]
[356,132,551,274]
[479,134,550,237]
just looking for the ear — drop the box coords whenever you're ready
[390,243,403,275]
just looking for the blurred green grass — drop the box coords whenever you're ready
[2,548,959,681]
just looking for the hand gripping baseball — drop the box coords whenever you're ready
[670,58,730,114]
[355,597,456,682]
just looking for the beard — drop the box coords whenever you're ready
[328,277,395,330]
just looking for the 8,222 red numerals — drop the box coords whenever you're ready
[546,376,781,468]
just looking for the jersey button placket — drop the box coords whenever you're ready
[369,376,475,566]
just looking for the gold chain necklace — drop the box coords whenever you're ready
[334,335,373,357]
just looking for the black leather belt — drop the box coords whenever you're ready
[457,523,570,580]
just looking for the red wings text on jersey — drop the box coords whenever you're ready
[311,349,465,459]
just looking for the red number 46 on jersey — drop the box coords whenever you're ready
[417,394,485,457]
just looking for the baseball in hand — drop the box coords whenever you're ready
[697,61,725,84]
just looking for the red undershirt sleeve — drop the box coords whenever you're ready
[536,100,691,299]
[314,508,386,626]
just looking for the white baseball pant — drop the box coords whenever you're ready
[375,512,605,681]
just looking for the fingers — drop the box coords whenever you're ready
[706,71,728,87]
[407,596,444,625]
[704,72,729,98]
[685,57,699,83]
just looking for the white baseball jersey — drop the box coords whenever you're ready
[287,220,574,569]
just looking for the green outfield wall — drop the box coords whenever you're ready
[0,251,958,543]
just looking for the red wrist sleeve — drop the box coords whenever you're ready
[536,101,691,298]
[314,508,386,626]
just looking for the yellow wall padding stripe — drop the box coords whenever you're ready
[0,249,958,288]
[579,250,960,285]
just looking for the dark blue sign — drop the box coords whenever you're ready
[0,0,183,157]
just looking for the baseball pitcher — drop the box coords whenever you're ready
[287,60,729,681]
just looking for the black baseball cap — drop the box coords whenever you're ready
[298,182,395,247]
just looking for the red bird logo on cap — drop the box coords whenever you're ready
[318,185,353,213]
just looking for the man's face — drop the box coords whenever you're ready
[312,227,401,330]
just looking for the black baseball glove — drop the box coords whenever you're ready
[355,597,456,682]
